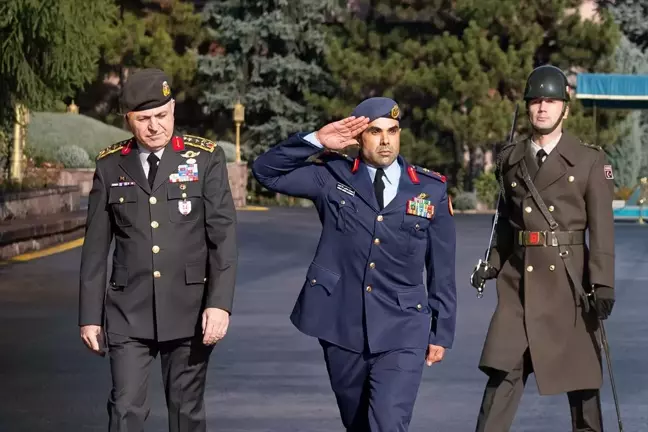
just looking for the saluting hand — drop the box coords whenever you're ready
[316,116,370,149]
[202,308,230,345]
[426,344,445,366]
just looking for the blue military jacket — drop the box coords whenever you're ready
[252,133,457,353]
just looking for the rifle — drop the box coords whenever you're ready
[474,104,519,298]
[588,292,624,431]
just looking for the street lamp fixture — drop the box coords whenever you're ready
[10,103,29,183]
[639,178,647,224]
[233,101,245,163]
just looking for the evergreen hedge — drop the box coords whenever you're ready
[26,112,236,167]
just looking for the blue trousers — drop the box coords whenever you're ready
[320,340,426,432]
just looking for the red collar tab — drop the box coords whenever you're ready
[121,139,133,155]
[351,158,360,173]
[407,165,420,184]
[172,136,185,152]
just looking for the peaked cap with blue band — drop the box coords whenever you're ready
[351,97,401,122]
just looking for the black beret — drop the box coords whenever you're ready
[351,97,401,122]
[120,68,173,113]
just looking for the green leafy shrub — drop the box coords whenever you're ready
[0,159,63,193]
[214,141,236,163]
[54,145,93,168]
[454,192,477,210]
[26,112,238,165]
[27,112,132,163]
[474,171,499,209]
[615,185,634,201]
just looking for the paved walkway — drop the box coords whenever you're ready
[0,209,645,431]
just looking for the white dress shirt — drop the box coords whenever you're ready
[137,144,165,178]
[303,132,401,207]
[365,159,401,207]
[530,133,562,163]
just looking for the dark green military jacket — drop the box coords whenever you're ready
[481,130,615,395]
[79,134,238,341]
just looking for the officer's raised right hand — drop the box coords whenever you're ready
[470,261,498,290]
[315,116,370,149]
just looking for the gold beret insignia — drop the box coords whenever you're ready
[390,104,400,119]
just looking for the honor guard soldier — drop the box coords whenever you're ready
[252,97,457,431]
[78,68,238,432]
[470,65,616,432]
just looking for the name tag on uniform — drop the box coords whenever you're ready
[336,183,355,196]
[110,181,135,187]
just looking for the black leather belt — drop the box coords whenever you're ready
[516,230,585,247]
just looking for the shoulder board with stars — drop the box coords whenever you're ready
[183,135,217,153]
[96,138,132,160]
[414,166,446,183]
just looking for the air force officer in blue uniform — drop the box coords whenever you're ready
[252,97,457,431]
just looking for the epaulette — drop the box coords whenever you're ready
[183,135,217,153]
[96,139,131,160]
[323,149,353,161]
[415,166,446,183]
[581,141,603,152]
[307,149,353,165]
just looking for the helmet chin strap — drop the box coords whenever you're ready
[529,101,568,135]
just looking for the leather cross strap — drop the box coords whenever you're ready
[519,158,590,312]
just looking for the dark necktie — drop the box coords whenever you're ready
[536,149,547,167]
[373,168,385,210]
[147,153,159,189]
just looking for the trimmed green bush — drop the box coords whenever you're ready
[54,145,93,168]
[454,191,477,210]
[27,112,131,165]
[215,140,236,163]
[26,112,237,165]
[474,170,499,209]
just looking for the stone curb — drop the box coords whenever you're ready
[0,211,87,260]
[454,209,497,214]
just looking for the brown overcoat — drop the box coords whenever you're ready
[480,130,615,395]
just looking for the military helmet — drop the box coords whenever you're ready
[523,65,570,102]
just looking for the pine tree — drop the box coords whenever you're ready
[600,0,648,182]
[313,0,621,188]
[598,0,648,51]
[197,0,337,158]
[75,0,206,127]
[608,110,645,188]
[0,0,117,175]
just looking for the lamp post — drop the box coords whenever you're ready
[233,101,245,163]
[67,100,79,114]
[10,103,28,183]
[639,177,647,225]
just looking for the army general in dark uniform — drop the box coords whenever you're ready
[78,68,238,432]
[470,65,616,432]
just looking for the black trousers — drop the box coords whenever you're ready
[106,332,214,432]
[476,350,603,432]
